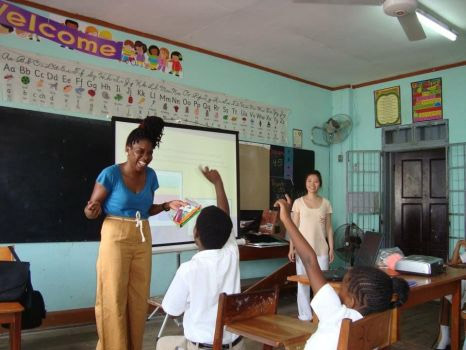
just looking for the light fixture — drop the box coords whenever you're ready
[416,9,458,41]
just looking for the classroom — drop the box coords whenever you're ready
[0,0,466,349]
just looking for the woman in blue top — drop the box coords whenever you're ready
[84,116,185,350]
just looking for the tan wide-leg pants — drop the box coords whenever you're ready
[95,216,152,350]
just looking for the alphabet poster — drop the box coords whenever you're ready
[0,46,288,144]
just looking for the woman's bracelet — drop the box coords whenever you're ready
[162,202,170,211]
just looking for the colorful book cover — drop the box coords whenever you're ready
[170,199,202,227]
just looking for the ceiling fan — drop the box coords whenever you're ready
[294,0,427,41]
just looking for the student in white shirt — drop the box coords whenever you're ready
[157,167,244,350]
[435,239,466,350]
[275,196,410,350]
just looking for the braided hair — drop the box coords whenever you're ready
[126,116,164,149]
[346,266,409,316]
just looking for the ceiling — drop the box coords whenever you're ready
[25,0,466,88]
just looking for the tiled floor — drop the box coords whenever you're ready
[0,293,442,350]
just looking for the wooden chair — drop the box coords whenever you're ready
[0,246,24,350]
[213,287,279,350]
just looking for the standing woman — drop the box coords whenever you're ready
[288,170,334,321]
[84,116,185,350]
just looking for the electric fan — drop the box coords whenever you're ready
[334,223,365,266]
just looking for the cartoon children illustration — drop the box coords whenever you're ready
[147,45,159,70]
[169,51,182,76]
[134,41,147,67]
[61,19,79,48]
[121,40,135,64]
[85,26,98,37]
[158,47,169,72]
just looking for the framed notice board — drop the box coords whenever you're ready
[0,107,113,243]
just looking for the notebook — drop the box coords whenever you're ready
[322,231,383,281]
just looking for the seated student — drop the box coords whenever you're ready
[157,166,244,350]
[435,239,466,350]
[275,196,410,350]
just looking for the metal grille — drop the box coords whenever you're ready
[346,151,382,232]
[448,143,466,252]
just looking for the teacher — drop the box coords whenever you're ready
[84,116,184,350]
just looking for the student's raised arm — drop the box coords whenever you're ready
[275,196,326,295]
[200,166,229,215]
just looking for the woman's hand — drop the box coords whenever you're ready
[85,200,101,219]
[329,248,335,263]
[168,200,187,210]
[288,248,295,262]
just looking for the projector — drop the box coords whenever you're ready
[395,255,445,276]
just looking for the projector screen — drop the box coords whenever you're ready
[113,117,238,247]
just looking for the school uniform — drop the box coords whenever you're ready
[158,233,244,350]
[95,164,158,350]
[304,284,362,350]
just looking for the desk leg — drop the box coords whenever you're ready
[451,280,461,350]
[10,312,21,350]
[390,307,400,344]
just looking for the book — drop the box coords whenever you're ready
[171,199,202,227]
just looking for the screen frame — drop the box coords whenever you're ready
[112,116,240,247]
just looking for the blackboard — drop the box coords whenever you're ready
[269,145,314,208]
[0,107,113,243]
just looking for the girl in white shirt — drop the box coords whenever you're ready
[276,196,409,350]
[288,170,334,320]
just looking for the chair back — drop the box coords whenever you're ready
[337,308,394,350]
[213,286,279,350]
[0,245,14,261]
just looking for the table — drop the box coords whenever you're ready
[287,267,466,350]
[226,314,315,349]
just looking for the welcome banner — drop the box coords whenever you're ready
[0,1,122,60]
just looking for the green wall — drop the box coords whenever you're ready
[0,4,331,311]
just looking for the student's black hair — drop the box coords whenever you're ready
[171,51,182,61]
[195,206,232,249]
[305,170,323,187]
[126,116,164,149]
[346,266,409,316]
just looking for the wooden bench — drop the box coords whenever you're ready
[0,246,24,350]
[0,302,24,350]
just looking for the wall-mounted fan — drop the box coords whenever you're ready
[311,114,352,147]
[293,0,426,41]
[334,223,365,266]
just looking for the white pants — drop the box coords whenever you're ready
[296,254,329,321]
[157,336,244,350]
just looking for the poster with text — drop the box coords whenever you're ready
[411,78,442,122]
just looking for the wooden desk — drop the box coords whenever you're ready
[287,267,466,350]
[226,314,315,349]
[0,302,24,350]
[239,244,289,261]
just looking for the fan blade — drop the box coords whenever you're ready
[293,0,380,4]
[397,13,426,41]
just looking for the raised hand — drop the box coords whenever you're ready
[200,166,222,185]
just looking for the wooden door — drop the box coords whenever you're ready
[393,149,448,260]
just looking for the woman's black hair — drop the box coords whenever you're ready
[305,170,323,187]
[346,266,409,316]
[126,116,164,149]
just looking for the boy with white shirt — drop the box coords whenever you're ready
[157,167,244,350]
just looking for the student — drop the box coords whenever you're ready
[288,170,334,321]
[435,239,466,350]
[157,167,244,350]
[84,116,185,350]
[275,195,409,350]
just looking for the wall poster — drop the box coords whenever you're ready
[411,78,442,122]
[374,86,401,128]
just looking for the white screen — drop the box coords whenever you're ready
[114,119,238,246]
